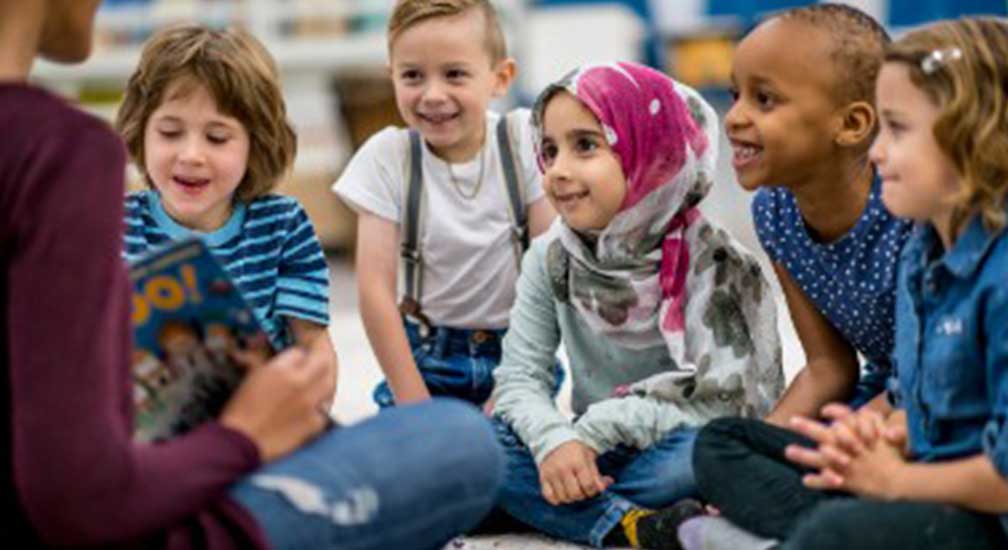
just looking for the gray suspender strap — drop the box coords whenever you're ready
[496,112,530,255]
[400,129,425,314]
[399,113,528,323]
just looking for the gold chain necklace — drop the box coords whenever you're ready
[446,145,486,200]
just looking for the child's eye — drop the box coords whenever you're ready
[728,87,740,102]
[575,137,599,153]
[884,119,906,136]
[399,70,422,82]
[755,91,776,109]
[157,130,182,140]
[446,69,468,80]
[207,134,230,145]
[539,142,558,165]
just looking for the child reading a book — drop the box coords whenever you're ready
[118,25,334,371]
[689,17,1008,550]
[726,4,913,427]
[490,61,784,549]
[332,0,557,408]
[0,3,503,548]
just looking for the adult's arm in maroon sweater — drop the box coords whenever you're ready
[3,86,264,548]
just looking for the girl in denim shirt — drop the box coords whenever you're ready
[688,17,1008,550]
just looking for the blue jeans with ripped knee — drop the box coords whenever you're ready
[493,419,698,548]
[229,399,504,550]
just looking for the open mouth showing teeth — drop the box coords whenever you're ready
[555,190,589,203]
[731,142,762,166]
[173,176,210,188]
[419,112,459,124]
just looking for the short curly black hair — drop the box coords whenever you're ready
[770,3,890,107]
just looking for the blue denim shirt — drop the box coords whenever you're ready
[890,214,1008,483]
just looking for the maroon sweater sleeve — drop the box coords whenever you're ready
[2,86,266,548]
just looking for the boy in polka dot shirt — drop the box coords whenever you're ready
[725,3,912,425]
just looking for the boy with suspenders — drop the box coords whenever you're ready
[334,0,556,408]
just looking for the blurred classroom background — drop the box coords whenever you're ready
[32,0,1008,424]
[33,0,1008,254]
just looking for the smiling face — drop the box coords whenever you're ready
[724,18,845,190]
[143,80,251,232]
[539,91,627,231]
[870,62,960,232]
[388,7,514,163]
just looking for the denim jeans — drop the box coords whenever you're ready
[493,420,698,548]
[374,320,564,407]
[230,399,504,550]
[693,417,1007,549]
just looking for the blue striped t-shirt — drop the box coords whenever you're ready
[123,190,330,348]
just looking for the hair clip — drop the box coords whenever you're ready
[921,47,962,75]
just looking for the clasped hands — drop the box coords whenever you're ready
[785,403,910,501]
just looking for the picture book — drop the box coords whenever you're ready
[130,238,272,442]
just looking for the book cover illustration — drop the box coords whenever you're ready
[130,238,271,442]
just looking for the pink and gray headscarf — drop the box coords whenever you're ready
[533,62,783,415]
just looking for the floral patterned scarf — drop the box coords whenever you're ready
[532,62,783,415]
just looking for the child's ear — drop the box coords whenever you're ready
[835,101,876,148]
[491,57,517,98]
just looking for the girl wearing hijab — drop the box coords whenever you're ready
[489,62,784,549]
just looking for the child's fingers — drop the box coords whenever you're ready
[802,469,844,491]
[540,478,558,506]
[583,457,609,493]
[830,421,866,456]
[789,415,834,445]
[784,443,827,470]
[543,469,573,505]
[855,411,879,443]
[884,423,908,446]
[820,403,854,422]
[574,467,602,499]
[560,470,587,503]
[541,472,566,506]
[819,444,852,469]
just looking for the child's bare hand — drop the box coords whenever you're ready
[802,414,907,499]
[820,403,881,456]
[786,403,912,476]
[882,409,909,456]
[785,412,906,499]
[784,403,881,472]
[218,344,336,463]
[539,440,612,505]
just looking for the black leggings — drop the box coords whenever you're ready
[693,417,1007,550]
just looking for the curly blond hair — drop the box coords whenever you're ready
[387,0,507,63]
[116,24,296,202]
[884,17,1008,235]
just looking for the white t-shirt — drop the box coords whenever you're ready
[333,109,545,329]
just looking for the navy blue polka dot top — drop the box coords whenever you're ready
[752,176,913,372]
